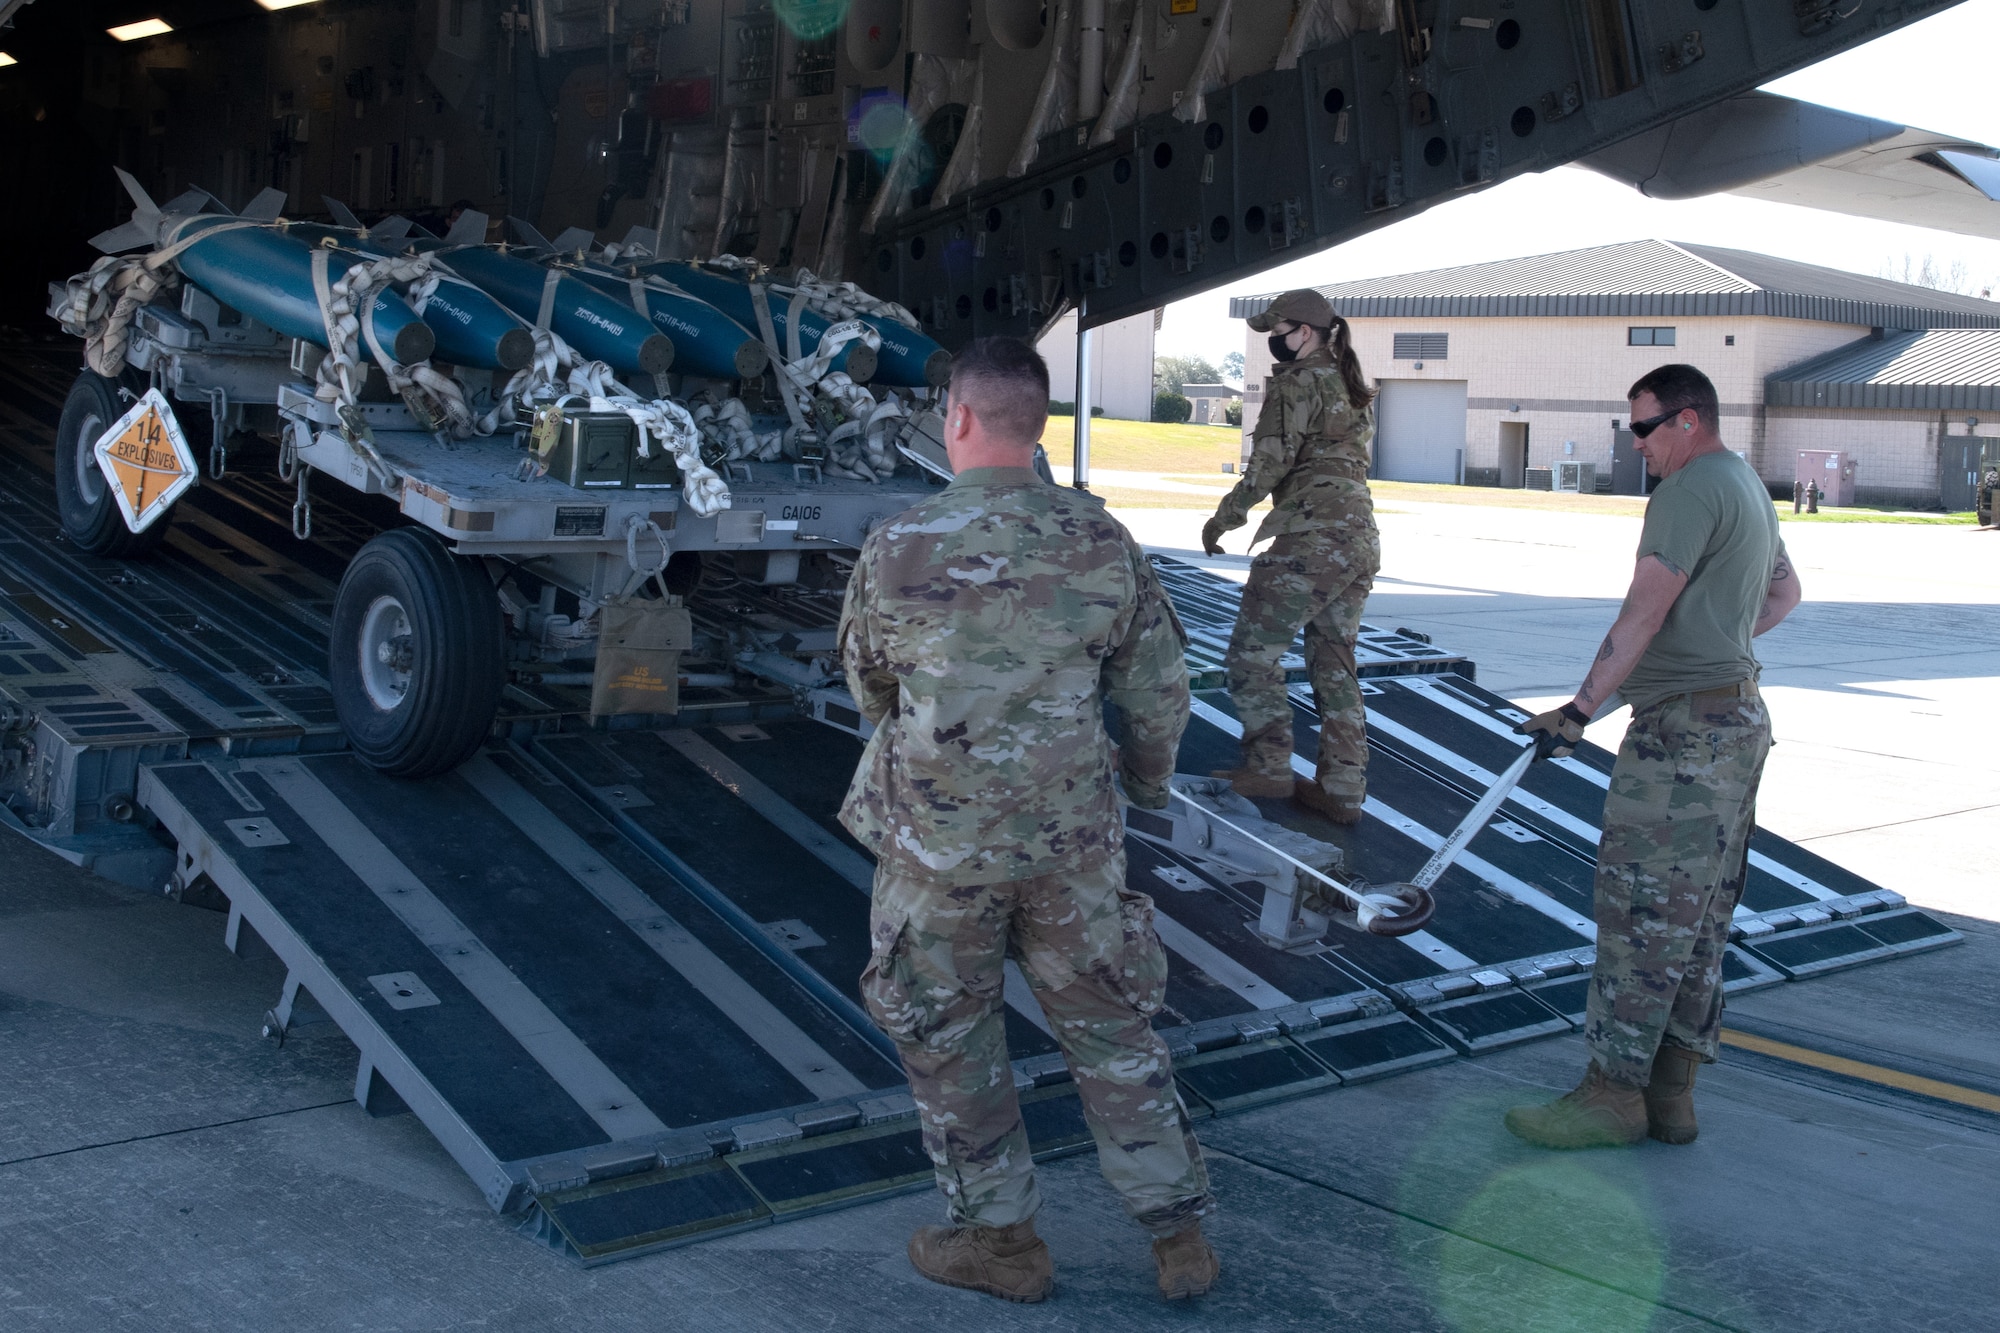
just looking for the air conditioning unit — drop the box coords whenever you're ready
[1555,462,1596,493]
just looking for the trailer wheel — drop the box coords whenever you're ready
[330,528,504,778]
[54,371,174,557]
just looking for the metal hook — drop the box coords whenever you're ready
[292,465,313,541]
[620,513,672,598]
[205,386,230,478]
[277,420,303,483]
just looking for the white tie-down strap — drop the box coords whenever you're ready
[478,325,575,437]
[813,374,905,482]
[62,254,176,378]
[691,397,784,464]
[305,247,396,487]
[778,268,921,332]
[313,248,475,451]
[559,362,730,516]
[778,317,881,392]
[59,219,272,378]
[535,266,562,331]
[581,392,731,517]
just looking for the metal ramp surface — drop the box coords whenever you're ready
[0,344,1960,1261]
[130,682,1958,1262]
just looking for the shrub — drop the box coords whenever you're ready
[1152,391,1191,423]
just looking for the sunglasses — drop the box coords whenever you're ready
[1629,406,1686,439]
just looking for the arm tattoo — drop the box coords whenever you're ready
[1577,634,1613,707]
[1771,556,1792,581]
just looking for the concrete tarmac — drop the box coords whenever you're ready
[3,497,1996,1331]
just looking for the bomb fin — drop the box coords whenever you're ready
[241,188,289,221]
[323,197,366,229]
[444,209,491,247]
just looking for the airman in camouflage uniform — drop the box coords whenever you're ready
[1203,289,1379,820]
[1586,687,1771,1082]
[839,337,1217,1303]
[1509,364,1799,1151]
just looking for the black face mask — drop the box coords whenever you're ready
[1267,332,1299,363]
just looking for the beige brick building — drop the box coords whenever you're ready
[1231,241,2000,508]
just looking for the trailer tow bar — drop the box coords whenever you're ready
[1367,693,1621,919]
[1125,777,1433,950]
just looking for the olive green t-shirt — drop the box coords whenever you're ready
[1621,449,1784,711]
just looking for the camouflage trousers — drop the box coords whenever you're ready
[861,854,1214,1235]
[1226,527,1381,797]
[1586,685,1772,1085]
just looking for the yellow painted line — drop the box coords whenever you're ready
[1721,1029,2000,1114]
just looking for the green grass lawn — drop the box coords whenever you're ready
[1774,505,1975,525]
[1032,429,1979,526]
[1041,415,1242,472]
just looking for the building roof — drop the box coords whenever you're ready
[1180,382,1243,397]
[1229,240,2000,330]
[1767,328,2000,412]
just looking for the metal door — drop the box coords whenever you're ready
[1940,438,1981,512]
[1498,421,1528,488]
[1374,380,1467,484]
[1611,428,1650,495]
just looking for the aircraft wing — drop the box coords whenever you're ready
[1579,92,2000,242]
[1728,132,2000,242]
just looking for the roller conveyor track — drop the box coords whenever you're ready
[0,343,1959,1261]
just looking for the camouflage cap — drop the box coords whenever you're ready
[1245,288,1336,332]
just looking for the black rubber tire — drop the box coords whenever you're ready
[54,370,175,557]
[329,528,504,778]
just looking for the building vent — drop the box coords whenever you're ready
[1392,332,1448,360]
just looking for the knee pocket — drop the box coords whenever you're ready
[1109,888,1169,1018]
[862,926,975,1047]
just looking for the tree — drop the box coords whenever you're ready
[1152,390,1192,423]
[1153,355,1222,396]
[1221,351,1245,382]
[1880,252,1997,297]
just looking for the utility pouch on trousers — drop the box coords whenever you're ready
[590,595,693,720]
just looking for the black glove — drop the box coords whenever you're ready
[1517,701,1588,760]
[1201,519,1228,556]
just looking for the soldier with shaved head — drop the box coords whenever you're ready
[838,337,1219,1304]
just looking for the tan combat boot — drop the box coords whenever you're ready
[1504,1063,1647,1149]
[1292,778,1364,825]
[1211,766,1293,799]
[1645,1044,1702,1145]
[1153,1222,1221,1300]
[906,1218,1053,1303]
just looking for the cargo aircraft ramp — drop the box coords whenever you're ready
[0,341,1960,1263]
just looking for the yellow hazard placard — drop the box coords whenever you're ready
[92,388,199,533]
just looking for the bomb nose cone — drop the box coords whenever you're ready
[393,321,437,366]
[638,333,675,377]
[923,347,954,388]
[733,341,771,379]
[843,343,879,385]
[495,327,535,372]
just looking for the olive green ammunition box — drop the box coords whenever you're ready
[628,439,682,490]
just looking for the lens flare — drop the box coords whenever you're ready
[856,99,910,160]
[1434,1160,1664,1333]
[773,0,849,41]
[1392,1095,1669,1333]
